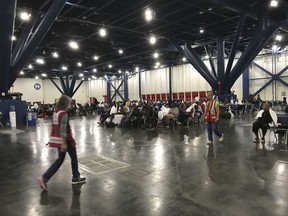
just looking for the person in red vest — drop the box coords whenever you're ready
[204,92,224,144]
[38,95,85,190]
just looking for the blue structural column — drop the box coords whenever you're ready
[242,68,249,99]
[0,0,17,93]
[168,64,172,101]
[10,0,67,88]
[106,78,111,105]
[138,71,142,100]
[124,73,128,100]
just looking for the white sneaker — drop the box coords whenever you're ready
[219,134,224,142]
[207,140,213,145]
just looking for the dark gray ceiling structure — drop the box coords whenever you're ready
[13,0,288,79]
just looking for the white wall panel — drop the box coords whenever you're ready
[128,75,139,101]
[87,78,107,102]
[11,78,43,103]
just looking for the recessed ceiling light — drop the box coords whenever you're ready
[35,76,39,79]
[62,66,68,71]
[20,12,31,21]
[69,41,79,49]
[145,8,154,22]
[77,62,82,67]
[149,36,156,44]
[93,55,99,60]
[275,35,282,41]
[199,28,204,34]
[79,73,84,77]
[20,71,24,75]
[119,49,123,54]
[36,58,44,64]
[182,57,187,62]
[99,28,107,37]
[28,64,33,69]
[118,70,122,73]
[153,52,159,58]
[52,52,59,58]
[41,73,47,77]
[93,68,97,72]
[270,0,278,7]
[12,36,16,41]
[108,64,112,68]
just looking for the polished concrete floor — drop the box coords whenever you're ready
[0,116,288,216]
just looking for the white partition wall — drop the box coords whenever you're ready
[128,74,139,101]
[11,78,43,103]
[87,78,107,102]
[11,78,88,104]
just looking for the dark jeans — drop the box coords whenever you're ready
[252,121,269,138]
[207,122,222,141]
[43,143,80,182]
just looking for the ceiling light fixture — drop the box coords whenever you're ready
[36,58,44,64]
[42,73,47,77]
[93,55,99,60]
[156,62,160,66]
[12,36,16,41]
[52,52,59,58]
[69,41,79,49]
[119,49,123,54]
[149,36,156,44]
[118,70,122,73]
[182,57,187,62]
[35,76,39,79]
[20,12,31,21]
[62,66,68,71]
[93,68,97,72]
[108,64,112,68]
[20,71,24,75]
[79,73,84,77]
[270,0,278,7]
[275,35,282,41]
[199,28,204,34]
[77,62,82,67]
[153,52,159,58]
[126,71,129,74]
[28,64,33,69]
[135,67,139,72]
[99,28,107,37]
[145,8,154,22]
[88,78,91,81]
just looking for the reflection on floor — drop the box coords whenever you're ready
[0,116,288,216]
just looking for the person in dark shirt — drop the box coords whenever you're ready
[252,102,277,142]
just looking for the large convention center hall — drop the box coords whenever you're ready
[1,0,288,215]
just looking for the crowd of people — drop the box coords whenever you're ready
[37,93,288,190]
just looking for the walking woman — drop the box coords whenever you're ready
[38,95,85,190]
[204,92,224,144]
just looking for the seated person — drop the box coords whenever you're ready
[98,102,117,125]
[162,102,179,126]
[252,102,277,142]
[158,103,170,120]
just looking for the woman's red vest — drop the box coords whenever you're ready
[48,111,76,148]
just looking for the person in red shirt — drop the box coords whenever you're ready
[38,95,85,190]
